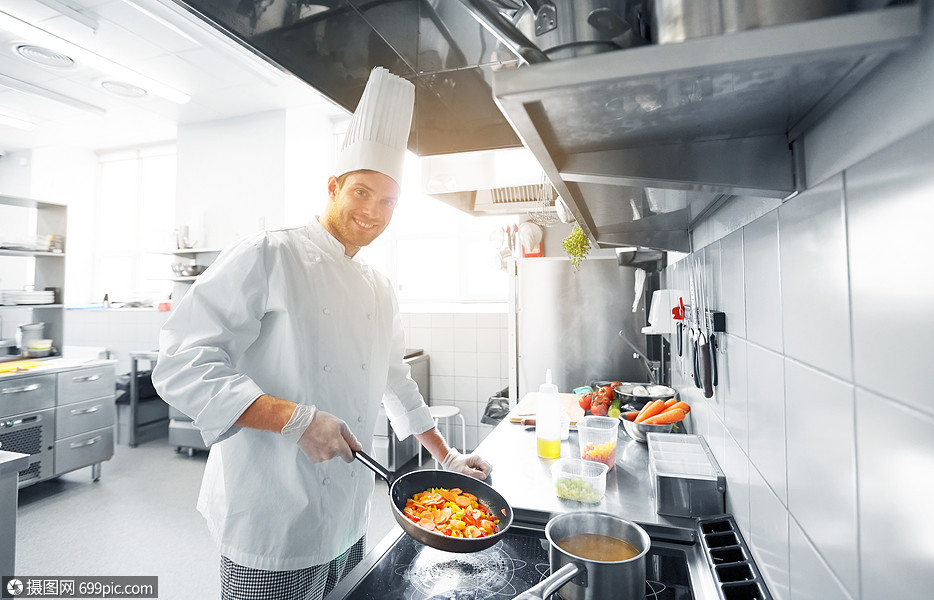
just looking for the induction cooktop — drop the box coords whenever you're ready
[343,526,694,600]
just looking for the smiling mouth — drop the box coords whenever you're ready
[353,218,378,230]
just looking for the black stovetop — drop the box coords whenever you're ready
[344,527,694,600]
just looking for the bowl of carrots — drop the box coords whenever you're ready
[620,398,690,443]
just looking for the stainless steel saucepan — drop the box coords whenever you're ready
[516,511,651,600]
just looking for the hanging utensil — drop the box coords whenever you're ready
[697,251,714,398]
[688,255,702,389]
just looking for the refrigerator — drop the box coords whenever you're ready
[508,255,651,401]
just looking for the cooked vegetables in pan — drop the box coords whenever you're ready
[404,488,500,538]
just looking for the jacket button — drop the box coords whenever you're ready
[322,307,330,315]
[351,471,357,478]
[323,365,331,372]
[323,478,330,485]
[367,313,373,320]
[357,416,365,423]
[361,363,368,371]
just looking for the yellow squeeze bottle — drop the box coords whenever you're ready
[536,369,561,459]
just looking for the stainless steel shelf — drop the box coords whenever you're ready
[0,250,65,258]
[492,4,922,251]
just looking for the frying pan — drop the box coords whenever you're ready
[354,450,513,553]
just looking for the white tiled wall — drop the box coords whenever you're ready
[664,120,934,600]
[401,311,509,452]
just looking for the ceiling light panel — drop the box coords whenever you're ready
[14,43,76,69]
[0,8,190,104]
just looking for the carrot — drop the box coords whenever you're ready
[623,411,640,422]
[663,398,678,408]
[635,400,665,423]
[644,409,686,425]
[664,401,691,414]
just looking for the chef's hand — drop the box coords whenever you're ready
[441,449,492,480]
[281,404,362,463]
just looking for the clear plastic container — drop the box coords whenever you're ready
[551,458,608,503]
[578,415,620,471]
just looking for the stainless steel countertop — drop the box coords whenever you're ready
[329,418,725,600]
[476,419,699,540]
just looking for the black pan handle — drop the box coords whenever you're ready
[354,450,395,486]
[677,322,683,357]
[700,337,713,398]
[709,334,719,387]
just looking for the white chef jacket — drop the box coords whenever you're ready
[152,219,435,570]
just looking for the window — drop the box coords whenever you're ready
[93,145,176,303]
[357,153,513,304]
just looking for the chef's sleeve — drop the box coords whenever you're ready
[152,238,268,446]
[381,292,434,440]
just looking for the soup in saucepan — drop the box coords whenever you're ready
[556,533,640,562]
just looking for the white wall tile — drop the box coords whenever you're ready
[743,210,783,353]
[476,313,501,328]
[477,353,501,379]
[749,466,790,600]
[430,326,454,352]
[723,336,749,454]
[856,388,934,600]
[746,344,786,503]
[719,227,745,338]
[406,313,431,328]
[476,328,501,353]
[430,375,454,401]
[454,327,477,352]
[431,313,454,328]
[453,313,477,329]
[724,434,750,540]
[454,377,478,407]
[779,177,852,381]
[784,360,858,597]
[846,122,934,408]
[405,327,431,353]
[454,352,478,377]
[789,520,853,600]
[430,351,454,376]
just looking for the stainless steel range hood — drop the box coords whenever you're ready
[421,146,553,216]
[168,0,921,252]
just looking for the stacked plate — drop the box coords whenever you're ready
[1,290,55,305]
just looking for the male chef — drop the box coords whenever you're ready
[152,67,491,600]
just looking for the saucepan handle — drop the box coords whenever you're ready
[513,563,582,600]
[354,450,395,486]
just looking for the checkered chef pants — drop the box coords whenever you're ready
[220,536,366,600]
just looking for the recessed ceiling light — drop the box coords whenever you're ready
[99,80,148,99]
[14,43,75,69]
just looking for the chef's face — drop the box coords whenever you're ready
[320,170,400,256]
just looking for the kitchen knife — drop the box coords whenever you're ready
[698,252,714,398]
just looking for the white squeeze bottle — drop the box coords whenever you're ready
[536,369,561,459]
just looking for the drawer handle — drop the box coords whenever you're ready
[70,405,102,416]
[70,435,102,449]
[72,374,102,383]
[1,383,40,394]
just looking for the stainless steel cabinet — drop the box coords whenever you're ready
[0,362,115,487]
[53,365,115,480]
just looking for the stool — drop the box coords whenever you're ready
[419,405,466,468]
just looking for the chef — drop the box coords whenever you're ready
[152,67,492,600]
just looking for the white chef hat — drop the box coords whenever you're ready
[335,67,415,186]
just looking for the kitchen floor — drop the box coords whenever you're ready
[15,434,417,599]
